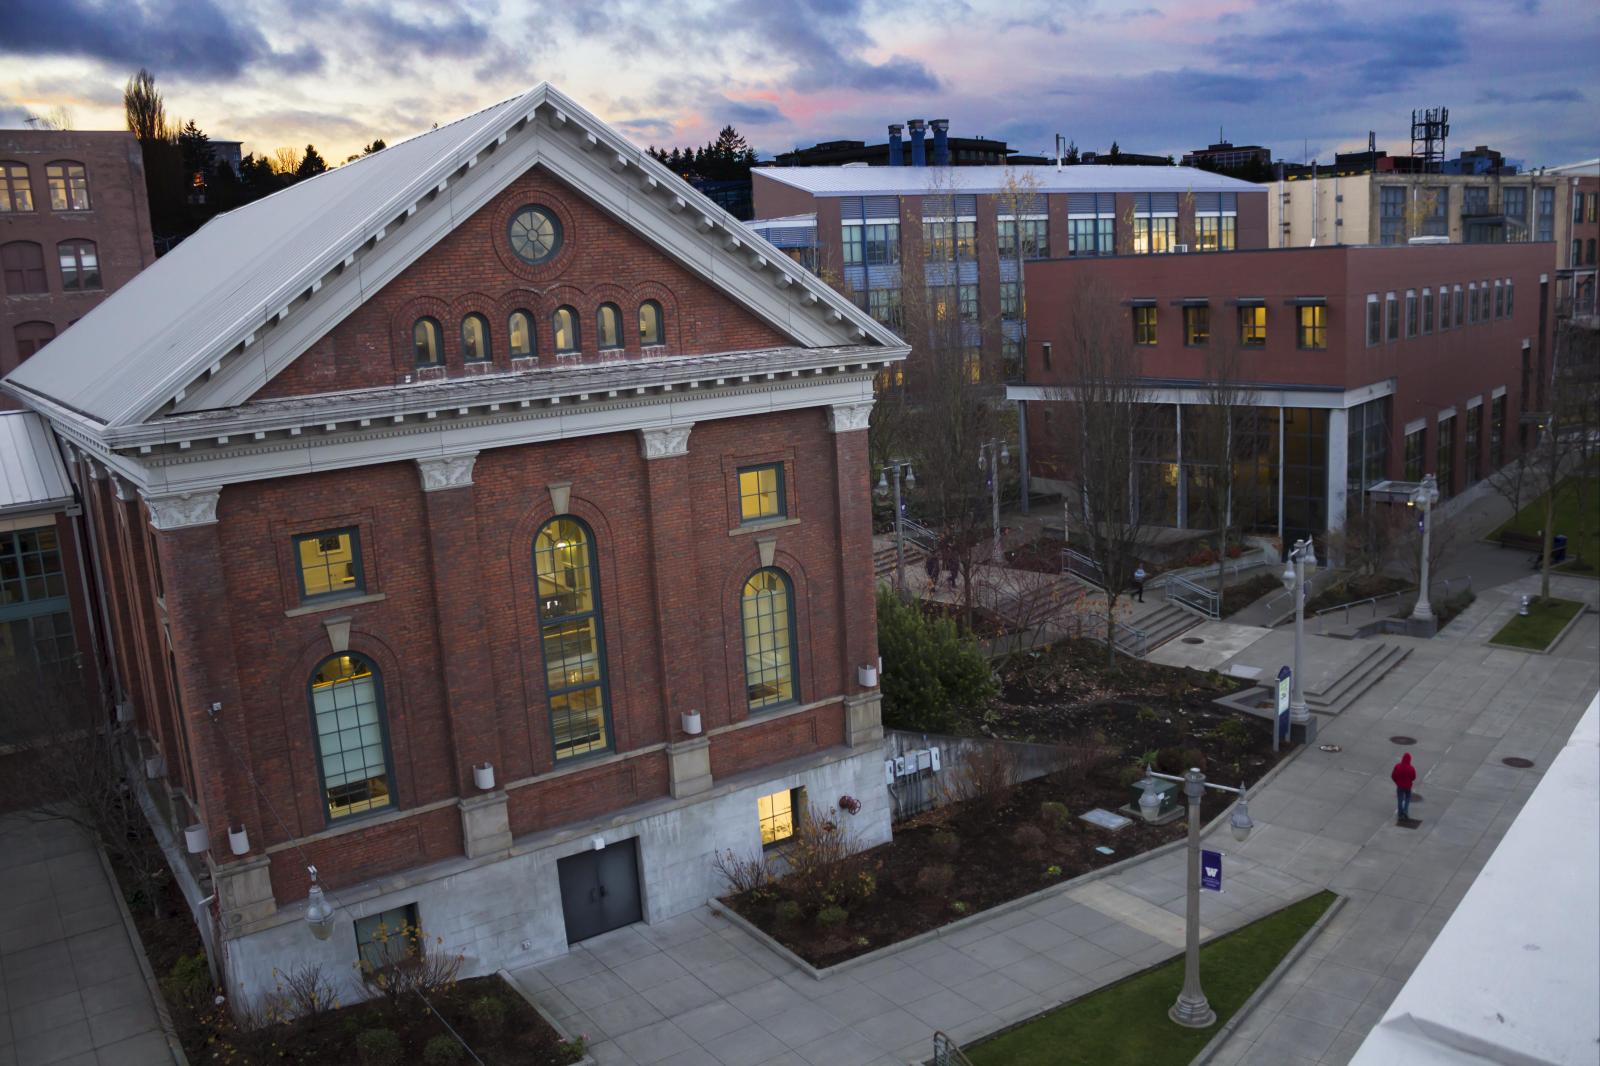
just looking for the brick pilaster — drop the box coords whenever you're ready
[828,403,877,691]
[638,426,706,742]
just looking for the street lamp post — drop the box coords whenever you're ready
[875,460,915,590]
[1408,474,1440,621]
[1281,538,1317,729]
[1138,768,1253,1029]
[978,439,1010,562]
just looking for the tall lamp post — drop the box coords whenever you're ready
[1281,537,1317,730]
[978,439,1009,562]
[1138,768,1254,1028]
[1408,474,1440,621]
[875,460,915,590]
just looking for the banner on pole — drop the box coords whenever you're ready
[1201,849,1223,892]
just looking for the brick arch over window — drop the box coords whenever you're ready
[446,292,500,367]
[489,185,578,283]
[495,288,546,360]
[629,281,683,352]
[714,546,819,726]
[390,296,453,374]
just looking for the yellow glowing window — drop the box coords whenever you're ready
[1240,305,1267,346]
[295,529,362,601]
[310,654,391,820]
[1133,305,1158,345]
[1297,304,1328,350]
[963,350,982,383]
[742,569,795,709]
[535,518,610,760]
[759,787,804,847]
[1183,305,1210,346]
[738,464,785,523]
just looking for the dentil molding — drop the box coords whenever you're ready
[143,489,221,530]
[416,452,479,492]
[828,402,874,434]
[638,424,693,460]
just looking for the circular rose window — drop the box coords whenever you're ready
[508,205,563,264]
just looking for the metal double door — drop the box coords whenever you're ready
[556,838,642,944]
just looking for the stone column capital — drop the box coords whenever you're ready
[639,424,693,460]
[416,452,479,492]
[143,488,221,530]
[828,402,874,434]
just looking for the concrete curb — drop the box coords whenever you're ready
[94,844,190,1065]
[709,736,1314,981]
[1487,601,1592,655]
[496,967,598,1066]
[1190,891,1348,1065]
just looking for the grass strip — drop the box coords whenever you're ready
[965,889,1337,1066]
[1489,597,1584,650]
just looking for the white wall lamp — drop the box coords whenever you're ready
[473,763,496,791]
[305,865,336,940]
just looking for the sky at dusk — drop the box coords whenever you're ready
[1,0,1597,170]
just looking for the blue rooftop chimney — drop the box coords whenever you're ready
[908,119,927,167]
[888,123,904,166]
[931,119,950,166]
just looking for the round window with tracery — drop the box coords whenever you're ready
[508,205,563,264]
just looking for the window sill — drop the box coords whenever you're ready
[729,517,800,537]
[285,592,387,618]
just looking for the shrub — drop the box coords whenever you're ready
[816,905,848,928]
[356,1028,402,1066]
[877,587,997,732]
[945,742,1019,820]
[950,901,969,915]
[160,953,213,1014]
[469,995,507,1040]
[1181,748,1207,773]
[1118,764,1146,788]
[1045,865,1063,877]
[1215,718,1251,753]
[930,829,960,855]
[712,849,771,896]
[356,921,463,1006]
[774,900,802,924]
[1040,801,1070,830]
[852,871,878,901]
[780,803,868,913]
[1155,746,1187,775]
[915,864,955,895]
[422,1034,465,1066]
[1012,825,1047,854]
[276,963,338,1019]
[556,1035,589,1065]
[1135,706,1159,724]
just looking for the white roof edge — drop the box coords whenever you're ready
[0,410,74,516]
[752,163,1262,197]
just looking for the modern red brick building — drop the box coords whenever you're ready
[2,85,906,1005]
[1008,242,1553,544]
[1,130,155,401]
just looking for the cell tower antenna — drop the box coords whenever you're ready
[1411,107,1450,172]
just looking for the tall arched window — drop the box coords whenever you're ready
[509,310,534,357]
[309,653,394,821]
[553,306,579,355]
[45,161,89,211]
[534,518,611,759]
[412,317,441,366]
[638,300,663,346]
[2,241,47,294]
[57,240,100,290]
[742,569,796,710]
[0,162,32,212]
[461,313,491,362]
[597,303,622,350]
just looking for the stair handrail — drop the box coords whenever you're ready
[932,1031,977,1066]
[900,516,940,552]
[1062,546,1105,589]
[1165,573,1221,619]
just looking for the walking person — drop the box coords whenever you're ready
[1133,565,1147,603]
[1392,752,1417,823]
[923,541,940,590]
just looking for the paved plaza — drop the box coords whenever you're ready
[0,813,174,1066]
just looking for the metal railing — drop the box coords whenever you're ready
[1310,575,1473,633]
[901,516,940,553]
[933,1031,977,1066]
[1077,611,1149,657]
[1063,547,1105,588]
[1165,573,1221,619]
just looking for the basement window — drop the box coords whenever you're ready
[758,786,805,848]
[355,903,419,970]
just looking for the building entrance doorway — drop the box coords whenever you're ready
[557,838,642,944]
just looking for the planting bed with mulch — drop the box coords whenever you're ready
[1220,572,1284,618]
[922,600,1016,639]
[1006,536,1070,574]
[1303,573,1411,615]
[721,641,1291,969]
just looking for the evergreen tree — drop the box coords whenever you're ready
[178,119,212,188]
[363,139,386,155]
[296,144,328,179]
[1063,140,1080,164]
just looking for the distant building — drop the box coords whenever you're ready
[773,120,1021,169]
[0,129,156,403]
[207,139,244,178]
[1548,158,1599,320]
[1441,144,1518,176]
[1182,140,1272,172]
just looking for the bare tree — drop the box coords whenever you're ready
[1186,324,1254,595]
[123,68,174,144]
[1047,280,1159,661]
[270,146,305,176]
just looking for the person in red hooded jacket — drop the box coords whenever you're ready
[1392,752,1417,822]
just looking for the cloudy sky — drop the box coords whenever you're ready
[2,0,1597,169]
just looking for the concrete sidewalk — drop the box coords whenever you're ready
[0,813,174,1066]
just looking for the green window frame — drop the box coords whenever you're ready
[534,518,612,760]
[553,306,580,355]
[742,568,797,711]
[597,303,623,350]
[738,464,786,524]
[309,653,394,822]
[293,528,364,602]
[461,313,491,362]
[413,317,441,366]
[0,526,77,675]
[1133,305,1158,345]
[509,309,535,357]
[355,903,419,970]
[638,300,663,346]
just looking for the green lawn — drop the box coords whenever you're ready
[1489,597,1584,650]
[964,891,1337,1066]
[1493,476,1600,568]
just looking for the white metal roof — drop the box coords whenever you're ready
[1545,158,1599,175]
[1350,692,1600,1066]
[752,164,1260,197]
[0,411,73,517]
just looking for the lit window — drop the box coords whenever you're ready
[1195,216,1235,252]
[638,300,663,346]
[1133,305,1158,345]
[553,306,579,354]
[310,654,393,820]
[294,529,363,601]
[1240,305,1266,346]
[509,310,534,357]
[963,349,982,383]
[461,313,491,361]
[0,162,32,212]
[758,787,804,847]
[56,240,100,290]
[355,903,419,971]
[1133,217,1176,254]
[1297,305,1327,350]
[45,162,89,211]
[2,241,48,294]
[738,464,785,523]
[597,303,622,350]
[535,518,611,760]
[14,321,55,360]
[743,568,796,710]
[1183,305,1210,346]
[412,318,441,366]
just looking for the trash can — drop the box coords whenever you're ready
[1551,534,1568,564]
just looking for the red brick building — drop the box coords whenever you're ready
[3,85,905,1005]
[1008,242,1553,543]
[1,130,155,400]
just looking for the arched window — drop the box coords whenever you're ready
[57,240,100,291]
[46,161,89,211]
[2,241,47,294]
[14,321,56,360]
[412,317,441,366]
[742,569,796,710]
[534,518,611,759]
[309,653,394,820]
[553,306,579,355]
[0,162,32,212]
[597,303,622,350]
[638,300,663,346]
[509,310,534,357]
[461,313,491,362]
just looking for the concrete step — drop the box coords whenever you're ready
[873,543,928,580]
[1306,643,1411,715]
[1139,604,1203,652]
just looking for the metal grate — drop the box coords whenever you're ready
[1502,757,1535,768]
[1390,736,1417,745]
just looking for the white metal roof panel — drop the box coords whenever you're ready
[752,164,1260,197]
[0,411,73,515]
